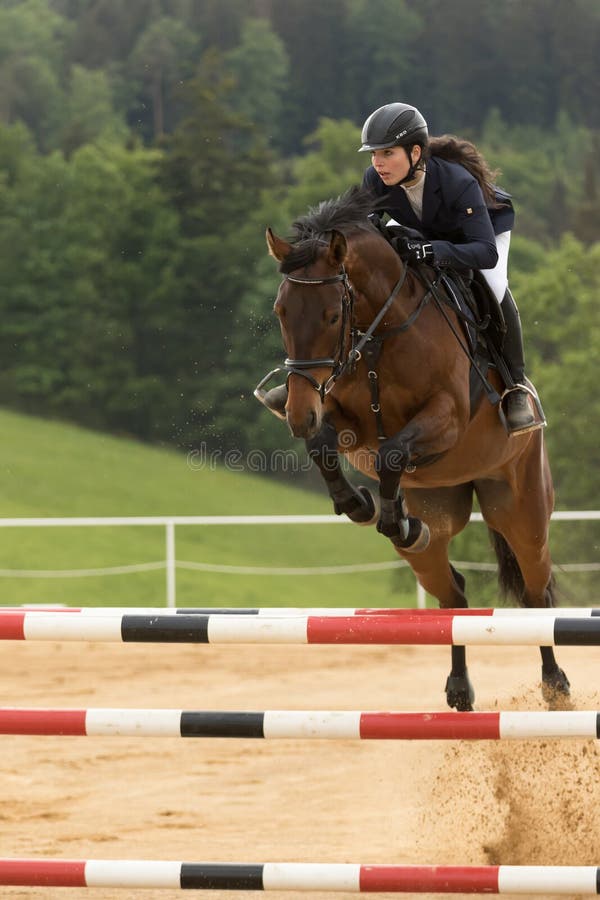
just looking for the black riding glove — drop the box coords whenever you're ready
[394,237,435,265]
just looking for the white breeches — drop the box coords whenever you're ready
[480,230,510,303]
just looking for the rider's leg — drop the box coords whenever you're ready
[480,230,510,304]
[480,231,535,433]
[261,384,288,418]
[499,290,536,431]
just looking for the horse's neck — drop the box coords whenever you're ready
[351,263,414,330]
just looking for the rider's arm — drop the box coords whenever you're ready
[429,179,499,271]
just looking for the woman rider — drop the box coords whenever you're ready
[359,101,536,434]
[261,102,536,434]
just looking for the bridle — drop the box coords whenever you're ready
[280,269,355,400]
[254,263,412,403]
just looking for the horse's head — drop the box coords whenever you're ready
[266,226,352,439]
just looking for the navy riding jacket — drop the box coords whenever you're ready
[362,156,515,271]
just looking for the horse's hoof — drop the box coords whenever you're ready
[445,672,475,712]
[353,487,380,526]
[336,486,379,525]
[542,667,572,710]
[391,518,430,553]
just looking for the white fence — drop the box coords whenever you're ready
[0,512,598,609]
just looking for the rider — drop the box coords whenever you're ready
[260,103,536,434]
[359,101,536,433]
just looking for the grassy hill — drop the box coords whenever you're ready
[0,408,426,608]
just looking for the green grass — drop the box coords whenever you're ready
[0,408,425,608]
[0,408,593,608]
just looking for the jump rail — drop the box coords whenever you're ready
[0,860,598,893]
[2,611,600,645]
[1,606,599,617]
[1,708,598,740]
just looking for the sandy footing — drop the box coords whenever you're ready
[2,639,599,900]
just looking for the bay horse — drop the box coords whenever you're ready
[259,186,570,712]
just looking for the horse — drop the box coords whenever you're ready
[258,186,570,712]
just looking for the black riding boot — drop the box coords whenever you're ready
[259,384,288,420]
[500,289,536,433]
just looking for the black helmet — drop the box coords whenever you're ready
[358,103,428,152]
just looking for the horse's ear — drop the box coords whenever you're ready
[266,227,292,262]
[326,230,347,267]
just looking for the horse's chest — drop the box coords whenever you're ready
[330,383,413,448]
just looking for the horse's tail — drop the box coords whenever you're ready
[488,528,557,607]
[489,529,525,605]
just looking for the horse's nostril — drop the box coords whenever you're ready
[308,410,317,430]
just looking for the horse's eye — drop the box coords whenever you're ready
[329,313,340,325]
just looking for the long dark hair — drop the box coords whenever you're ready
[424,135,500,206]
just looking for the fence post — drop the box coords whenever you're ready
[165,521,176,608]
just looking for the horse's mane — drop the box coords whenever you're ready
[279,186,377,274]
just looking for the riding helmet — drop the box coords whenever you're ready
[358,103,428,152]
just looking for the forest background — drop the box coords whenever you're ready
[0,0,598,514]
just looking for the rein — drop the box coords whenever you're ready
[347,265,409,365]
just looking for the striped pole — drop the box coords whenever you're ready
[0,860,598,893]
[1,606,598,617]
[1,612,600,645]
[0,708,598,740]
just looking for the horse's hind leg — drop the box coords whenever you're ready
[401,485,476,711]
[476,469,571,708]
[489,529,570,706]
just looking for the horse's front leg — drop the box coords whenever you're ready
[374,394,465,552]
[305,420,378,525]
[375,437,430,552]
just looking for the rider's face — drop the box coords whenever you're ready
[371,145,421,185]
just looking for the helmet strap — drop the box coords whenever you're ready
[395,146,421,186]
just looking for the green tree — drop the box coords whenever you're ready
[572,134,600,245]
[0,130,189,440]
[130,16,199,139]
[59,64,128,155]
[0,120,37,186]
[209,249,296,460]
[269,0,353,154]
[283,118,366,216]
[403,0,502,133]
[158,51,281,449]
[512,236,600,508]
[0,0,70,149]
[67,0,159,66]
[344,0,422,120]
[498,0,600,130]
[479,109,592,243]
[223,18,289,148]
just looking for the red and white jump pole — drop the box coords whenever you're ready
[0,860,598,893]
[0,611,599,645]
[0,708,598,740]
